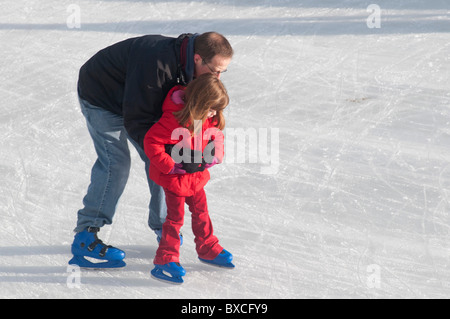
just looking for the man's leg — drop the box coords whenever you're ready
[74,97,131,233]
[128,137,167,231]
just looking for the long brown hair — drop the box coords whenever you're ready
[174,73,229,134]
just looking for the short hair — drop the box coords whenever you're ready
[194,32,234,63]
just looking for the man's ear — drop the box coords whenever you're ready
[194,53,203,65]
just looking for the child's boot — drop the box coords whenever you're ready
[199,249,235,268]
[151,262,186,284]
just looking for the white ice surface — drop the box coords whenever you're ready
[1,0,449,298]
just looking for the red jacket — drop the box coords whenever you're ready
[144,85,224,197]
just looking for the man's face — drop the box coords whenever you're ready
[194,54,231,79]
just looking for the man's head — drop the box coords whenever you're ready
[194,32,233,79]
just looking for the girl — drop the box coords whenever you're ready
[144,73,234,283]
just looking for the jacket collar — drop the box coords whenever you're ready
[176,33,199,85]
[184,33,199,83]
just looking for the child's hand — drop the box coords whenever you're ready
[203,157,219,169]
[169,163,186,174]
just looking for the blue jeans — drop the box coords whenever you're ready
[74,97,167,233]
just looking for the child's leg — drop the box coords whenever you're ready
[186,188,223,260]
[153,190,185,265]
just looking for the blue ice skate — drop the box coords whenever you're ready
[199,249,235,269]
[151,262,186,284]
[154,229,183,246]
[68,227,126,269]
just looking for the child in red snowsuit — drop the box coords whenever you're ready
[144,74,234,282]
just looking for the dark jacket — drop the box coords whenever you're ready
[77,33,196,148]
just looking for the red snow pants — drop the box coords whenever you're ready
[153,188,223,265]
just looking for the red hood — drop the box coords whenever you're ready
[163,85,186,113]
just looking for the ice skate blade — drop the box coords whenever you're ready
[199,258,235,269]
[151,268,184,284]
[69,256,126,269]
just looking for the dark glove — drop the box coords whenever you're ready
[165,145,205,173]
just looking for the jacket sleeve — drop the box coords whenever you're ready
[143,115,176,174]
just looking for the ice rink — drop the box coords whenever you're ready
[1,0,449,298]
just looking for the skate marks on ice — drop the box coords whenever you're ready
[1,0,449,36]
[1,0,450,298]
[0,244,184,298]
[0,242,245,298]
[219,36,450,296]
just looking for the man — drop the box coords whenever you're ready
[69,32,233,269]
